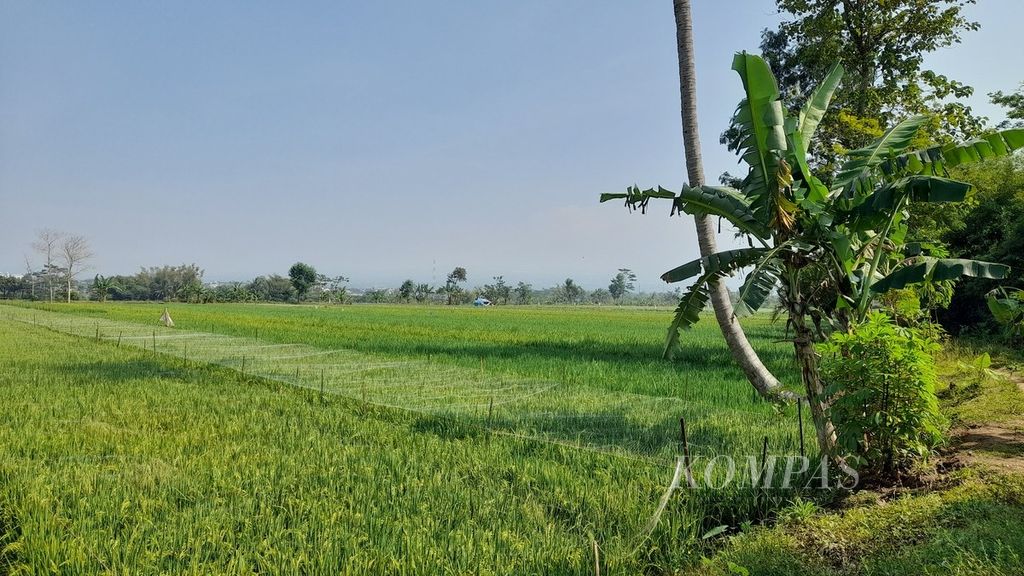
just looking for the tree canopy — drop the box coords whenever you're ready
[757,0,983,176]
[288,262,318,300]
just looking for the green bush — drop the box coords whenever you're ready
[820,312,945,475]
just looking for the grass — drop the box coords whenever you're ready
[696,335,1024,576]
[0,302,818,574]
[936,340,1024,429]
[696,472,1024,576]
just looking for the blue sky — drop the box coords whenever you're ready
[1,1,1020,290]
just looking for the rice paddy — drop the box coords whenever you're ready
[0,302,813,574]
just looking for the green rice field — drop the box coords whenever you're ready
[0,302,812,574]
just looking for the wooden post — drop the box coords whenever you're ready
[798,399,805,458]
[152,330,156,352]
[320,368,325,400]
[488,396,494,426]
[241,355,246,375]
[761,436,769,475]
[679,417,693,486]
[117,331,122,348]
[95,324,99,341]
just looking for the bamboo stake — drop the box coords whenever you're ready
[679,417,693,486]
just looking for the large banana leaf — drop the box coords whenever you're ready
[728,53,788,222]
[862,176,973,212]
[797,63,844,146]
[871,257,1011,293]
[785,64,843,205]
[673,185,771,240]
[599,185,675,213]
[600,184,771,240]
[833,115,931,195]
[882,128,1024,177]
[736,257,782,316]
[660,247,767,284]
[986,287,1024,327]
[663,247,768,359]
[788,131,830,204]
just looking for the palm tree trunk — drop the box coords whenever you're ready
[673,0,790,401]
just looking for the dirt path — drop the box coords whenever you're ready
[953,369,1024,475]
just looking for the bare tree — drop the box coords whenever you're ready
[32,229,63,302]
[673,0,787,400]
[23,255,37,299]
[60,235,93,303]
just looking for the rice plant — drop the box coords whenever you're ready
[0,302,815,574]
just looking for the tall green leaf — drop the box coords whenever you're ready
[797,63,844,146]
[851,176,972,214]
[727,52,788,222]
[871,257,1011,293]
[833,115,930,195]
[736,258,782,316]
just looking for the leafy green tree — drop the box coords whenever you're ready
[0,275,29,299]
[482,276,511,305]
[247,274,295,303]
[514,281,533,305]
[604,54,1019,458]
[413,283,433,303]
[757,0,983,176]
[131,264,203,301]
[213,282,254,303]
[443,267,467,305]
[91,274,115,302]
[589,288,612,305]
[555,278,585,305]
[288,262,317,301]
[991,83,1024,129]
[935,155,1024,332]
[317,274,349,304]
[608,268,636,301]
[362,289,389,303]
[179,280,209,304]
[398,279,415,302]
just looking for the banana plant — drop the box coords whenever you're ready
[602,53,1020,457]
[987,287,1024,338]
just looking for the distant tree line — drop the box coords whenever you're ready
[2,253,689,307]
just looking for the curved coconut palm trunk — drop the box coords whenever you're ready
[673,0,788,401]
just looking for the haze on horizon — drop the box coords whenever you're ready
[2,1,1020,290]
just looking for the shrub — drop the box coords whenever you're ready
[820,312,945,475]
